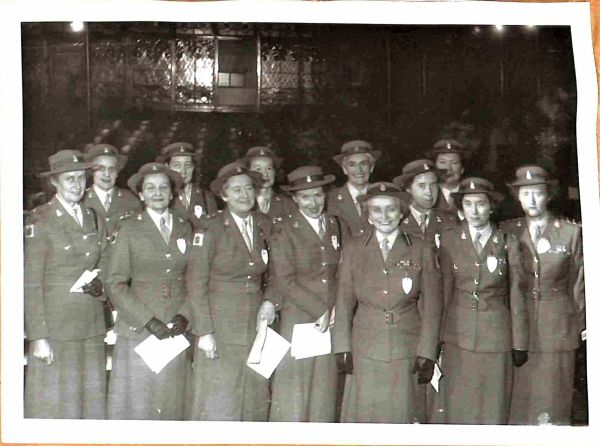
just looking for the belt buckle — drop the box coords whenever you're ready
[384,310,393,325]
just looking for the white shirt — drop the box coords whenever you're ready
[93,185,113,206]
[346,183,368,203]
[528,217,549,242]
[231,212,254,241]
[179,183,192,208]
[468,223,493,249]
[375,228,399,250]
[146,207,173,233]
[55,194,83,225]
[409,204,430,228]
[440,185,459,204]
[256,195,271,213]
[299,210,324,237]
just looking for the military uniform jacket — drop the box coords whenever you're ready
[499,216,584,352]
[83,187,141,236]
[255,192,296,226]
[439,222,528,353]
[186,210,273,346]
[268,210,341,325]
[326,185,370,240]
[401,208,459,247]
[171,184,218,230]
[333,231,443,362]
[24,197,108,341]
[105,209,192,341]
[435,191,454,212]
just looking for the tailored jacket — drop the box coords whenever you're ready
[171,184,219,230]
[83,187,141,236]
[268,210,341,330]
[326,184,371,240]
[254,192,296,226]
[186,210,274,346]
[500,216,585,352]
[439,222,528,352]
[24,197,108,341]
[334,230,443,362]
[401,208,459,247]
[105,209,192,341]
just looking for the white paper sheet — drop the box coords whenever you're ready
[69,269,100,293]
[134,333,190,374]
[246,327,291,379]
[291,323,331,360]
[431,362,443,393]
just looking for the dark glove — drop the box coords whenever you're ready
[335,352,353,374]
[512,349,529,367]
[412,356,435,384]
[145,317,171,340]
[82,277,103,297]
[170,314,189,336]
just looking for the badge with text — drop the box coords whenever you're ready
[194,205,203,219]
[261,248,269,265]
[25,224,35,238]
[536,238,551,254]
[177,238,187,254]
[331,235,339,250]
[486,256,498,273]
[193,233,204,246]
[402,277,413,294]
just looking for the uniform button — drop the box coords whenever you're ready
[534,272,539,278]
[383,269,388,275]
[474,279,478,284]
[320,246,325,250]
[106,217,111,221]
[247,275,252,279]
[321,262,327,267]
[165,253,171,258]
[166,268,171,273]
[383,290,388,295]
[321,278,327,283]
[83,235,88,240]
[534,257,539,263]
[474,262,480,267]
[85,252,90,257]
[249,261,254,266]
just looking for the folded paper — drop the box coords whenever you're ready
[134,333,190,374]
[247,327,290,379]
[70,269,100,293]
[291,323,331,360]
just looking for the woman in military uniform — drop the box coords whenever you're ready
[186,161,276,421]
[502,166,585,425]
[106,163,192,420]
[333,182,443,423]
[268,166,341,422]
[439,177,528,424]
[24,150,107,419]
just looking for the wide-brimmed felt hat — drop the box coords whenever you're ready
[451,177,504,207]
[209,161,264,196]
[507,165,558,190]
[242,146,283,170]
[127,162,184,194]
[39,150,92,177]
[431,139,464,155]
[156,141,198,163]
[280,166,336,192]
[84,143,128,172]
[357,182,411,216]
[332,140,382,165]
[392,159,437,190]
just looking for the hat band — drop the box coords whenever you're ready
[50,159,86,171]
[343,146,371,155]
[290,174,324,187]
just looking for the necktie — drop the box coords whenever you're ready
[160,216,171,244]
[533,225,543,244]
[419,213,428,234]
[72,204,83,226]
[317,216,326,240]
[381,237,390,262]
[473,231,483,255]
[258,196,270,214]
[180,192,189,210]
[103,193,111,212]
[241,219,253,252]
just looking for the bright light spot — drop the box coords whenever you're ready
[495,24,504,32]
[526,24,537,29]
[473,26,481,34]
[70,21,85,32]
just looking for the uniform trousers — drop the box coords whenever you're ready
[509,351,575,425]
[443,343,513,424]
[25,335,106,419]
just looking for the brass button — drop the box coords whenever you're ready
[321,278,327,284]
[165,253,171,258]
[383,290,388,295]
[249,261,254,266]
[166,268,171,273]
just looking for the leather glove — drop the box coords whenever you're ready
[335,352,353,374]
[512,349,529,367]
[169,314,189,336]
[412,356,435,384]
[82,277,103,297]
[145,317,171,340]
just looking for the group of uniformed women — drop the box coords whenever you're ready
[24,138,585,426]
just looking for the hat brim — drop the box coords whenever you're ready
[506,178,559,189]
[280,174,336,192]
[392,169,438,190]
[39,162,92,178]
[333,150,381,165]
[209,170,265,197]
[451,190,504,207]
[156,152,200,164]
[86,152,128,172]
[357,190,412,204]
[127,168,184,195]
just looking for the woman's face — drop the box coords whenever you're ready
[249,157,275,189]
[293,186,326,219]
[367,196,402,235]
[222,174,256,217]
[139,173,172,212]
[462,193,491,229]
[51,170,87,205]
[92,155,118,192]
[518,185,550,219]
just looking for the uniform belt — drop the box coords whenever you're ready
[209,278,262,294]
[453,289,507,311]
[132,277,184,299]
[532,288,568,301]
[355,304,416,326]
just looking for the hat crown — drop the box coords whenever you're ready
[246,146,274,158]
[287,165,324,183]
[516,165,548,181]
[402,159,435,174]
[217,161,249,179]
[48,150,85,169]
[162,141,194,156]
[369,182,399,194]
[340,140,373,155]
[459,177,494,193]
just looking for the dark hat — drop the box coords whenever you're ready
[209,161,264,196]
[431,139,464,155]
[393,159,437,189]
[242,146,283,169]
[127,162,184,194]
[451,177,504,207]
[84,144,128,171]
[507,165,558,189]
[357,182,412,212]
[39,150,91,177]
[157,141,197,163]
[280,166,336,192]
[332,140,381,165]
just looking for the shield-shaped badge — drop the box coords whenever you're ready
[536,238,551,254]
[193,233,203,246]
[177,238,186,254]
[261,248,269,264]
[486,256,498,273]
[331,235,339,250]
[402,277,413,294]
[194,205,203,219]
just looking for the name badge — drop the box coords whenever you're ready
[193,233,204,246]
[402,277,413,294]
[25,224,35,238]
[331,235,339,250]
[177,238,187,254]
[261,248,269,265]
[536,238,551,254]
[486,256,498,273]
[194,205,203,219]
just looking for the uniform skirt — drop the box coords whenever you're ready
[340,355,425,424]
[25,335,106,419]
[509,351,575,425]
[270,352,338,422]
[443,343,512,424]
[188,343,270,421]
[107,337,187,420]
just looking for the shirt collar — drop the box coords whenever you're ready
[299,209,324,236]
[409,204,430,224]
[468,223,493,246]
[93,185,113,203]
[440,184,459,201]
[146,207,172,230]
[375,228,399,248]
[55,193,80,217]
[230,211,253,235]
[346,183,368,201]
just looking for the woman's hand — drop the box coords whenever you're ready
[256,301,276,327]
[314,309,331,333]
[30,339,54,365]
[198,333,217,359]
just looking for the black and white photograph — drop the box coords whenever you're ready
[1,1,599,445]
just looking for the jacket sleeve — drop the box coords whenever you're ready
[24,214,50,340]
[416,242,444,361]
[271,228,329,320]
[105,224,154,330]
[439,234,455,309]
[507,233,528,350]
[175,222,194,321]
[332,241,357,354]
[569,225,585,333]
[186,226,215,336]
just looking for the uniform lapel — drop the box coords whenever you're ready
[294,210,323,247]
[52,198,86,232]
[86,188,107,218]
[225,209,253,258]
[339,185,360,222]
[140,209,170,246]
[401,213,420,234]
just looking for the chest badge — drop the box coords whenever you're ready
[402,277,413,294]
[536,238,551,254]
[55,209,63,217]
[261,248,269,265]
[194,205,203,219]
[25,224,35,238]
[331,235,339,250]
[177,238,187,254]
[434,233,441,249]
[193,233,204,247]
[486,256,498,273]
